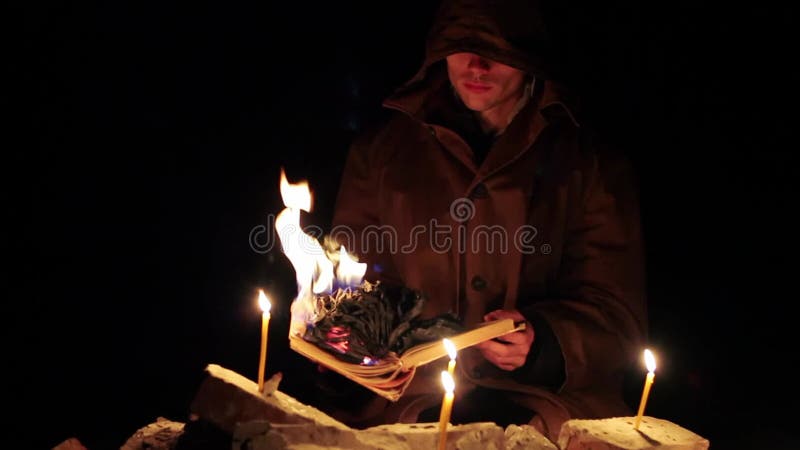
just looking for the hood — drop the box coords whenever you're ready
[408,0,560,85]
[385,0,577,123]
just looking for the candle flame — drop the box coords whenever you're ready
[644,349,656,373]
[443,339,457,361]
[441,370,455,393]
[258,290,271,314]
[336,245,367,288]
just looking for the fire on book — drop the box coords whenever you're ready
[275,168,368,336]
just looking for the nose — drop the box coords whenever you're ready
[467,54,490,73]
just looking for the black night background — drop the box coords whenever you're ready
[8,1,796,449]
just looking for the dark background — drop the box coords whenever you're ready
[8,1,797,449]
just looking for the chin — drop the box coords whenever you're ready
[462,98,492,112]
[457,94,489,111]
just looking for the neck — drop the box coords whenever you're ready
[475,81,534,136]
[475,109,510,136]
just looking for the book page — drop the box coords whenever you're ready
[289,334,402,378]
[289,334,412,401]
[399,318,525,367]
[287,318,523,401]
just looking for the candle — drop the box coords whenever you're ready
[633,349,657,429]
[443,338,457,377]
[437,371,455,450]
[257,290,272,392]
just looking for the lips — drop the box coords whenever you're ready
[463,81,491,93]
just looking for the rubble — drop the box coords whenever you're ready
[114,364,708,450]
[557,416,710,450]
[120,417,185,450]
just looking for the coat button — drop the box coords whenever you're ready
[427,126,436,136]
[470,183,489,199]
[471,275,487,291]
[471,368,483,379]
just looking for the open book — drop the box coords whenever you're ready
[289,318,525,401]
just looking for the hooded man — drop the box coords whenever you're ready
[324,0,647,440]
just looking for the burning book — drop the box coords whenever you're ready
[274,169,524,401]
[290,313,524,401]
[302,280,465,365]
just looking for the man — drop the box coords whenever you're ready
[324,0,647,440]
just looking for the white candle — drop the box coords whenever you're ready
[634,349,657,429]
[257,290,272,392]
[438,371,456,450]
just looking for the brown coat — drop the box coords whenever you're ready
[330,0,647,439]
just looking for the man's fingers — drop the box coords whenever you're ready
[478,309,535,371]
[477,339,515,357]
[477,339,530,360]
[482,352,525,371]
[495,330,527,344]
[494,355,525,367]
[484,309,525,322]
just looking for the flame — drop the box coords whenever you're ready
[362,356,377,366]
[280,169,312,212]
[273,168,371,336]
[443,338,457,361]
[644,349,656,373]
[275,169,334,334]
[258,290,271,314]
[441,370,455,393]
[336,245,367,288]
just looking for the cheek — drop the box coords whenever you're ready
[447,67,456,80]
[447,65,462,85]
[446,56,469,77]
[502,74,525,95]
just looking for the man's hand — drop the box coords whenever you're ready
[475,309,534,371]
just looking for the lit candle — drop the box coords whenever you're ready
[443,338,457,377]
[437,371,455,450]
[634,349,657,429]
[257,290,272,392]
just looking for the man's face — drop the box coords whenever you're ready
[446,52,526,114]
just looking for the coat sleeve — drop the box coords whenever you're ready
[518,149,648,393]
[330,127,402,287]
